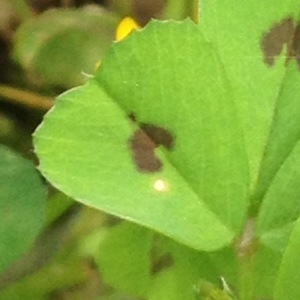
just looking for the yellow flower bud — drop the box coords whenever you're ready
[95,17,140,71]
[115,17,140,41]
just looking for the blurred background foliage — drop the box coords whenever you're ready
[0,1,199,299]
[0,0,197,156]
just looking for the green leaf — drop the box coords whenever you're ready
[258,223,295,253]
[201,0,300,253]
[13,8,119,87]
[253,60,300,209]
[95,19,249,231]
[34,19,249,251]
[201,0,300,196]
[253,245,282,299]
[0,145,46,273]
[274,218,300,300]
[96,222,153,297]
[254,54,300,250]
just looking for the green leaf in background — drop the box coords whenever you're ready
[149,272,223,300]
[96,222,153,297]
[96,220,243,299]
[96,221,223,300]
[34,19,249,251]
[13,7,119,88]
[148,268,195,300]
[274,218,300,300]
[147,236,221,300]
[0,145,46,273]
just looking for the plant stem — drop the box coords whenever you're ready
[163,0,197,21]
[0,85,53,111]
[237,219,256,300]
[189,0,199,23]
[11,0,32,22]
[238,254,254,300]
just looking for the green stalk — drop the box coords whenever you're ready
[0,85,53,111]
[237,220,256,300]
[11,0,32,22]
[238,254,254,300]
[163,0,197,21]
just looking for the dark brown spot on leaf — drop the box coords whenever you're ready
[130,129,162,172]
[262,18,300,68]
[262,18,294,66]
[151,252,174,274]
[129,123,174,173]
[289,23,300,67]
[141,124,174,150]
[128,112,137,122]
